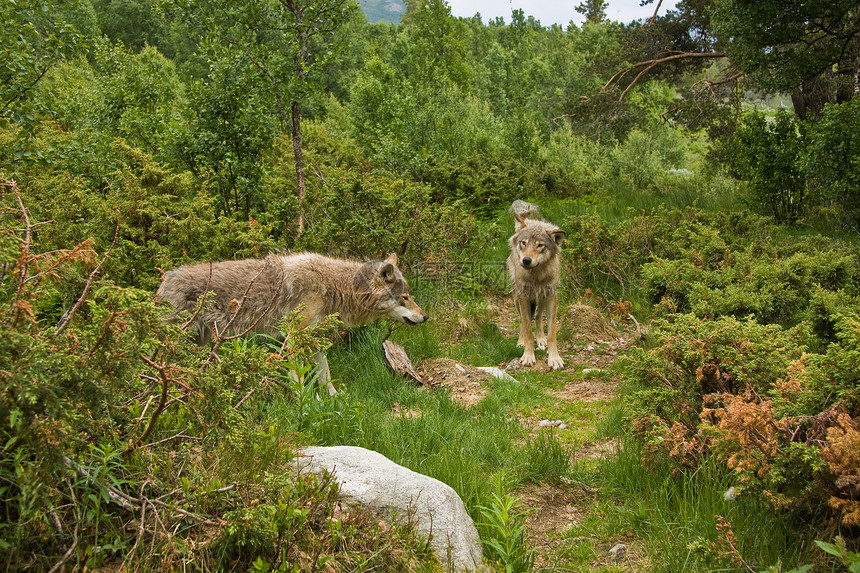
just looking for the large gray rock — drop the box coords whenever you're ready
[509,199,542,219]
[295,445,485,572]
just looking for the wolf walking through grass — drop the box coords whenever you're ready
[157,252,428,384]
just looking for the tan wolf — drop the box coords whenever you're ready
[156,252,428,384]
[507,210,566,370]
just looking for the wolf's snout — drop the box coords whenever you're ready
[404,313,429,325]
[521,257,533,268]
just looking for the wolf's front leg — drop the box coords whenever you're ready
[517,294,536,366]
[314,351,337,396]
[545,294,564,371]
[534,299,547,350]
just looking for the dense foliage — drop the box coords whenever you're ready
[1,0,859,569]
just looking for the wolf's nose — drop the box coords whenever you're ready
[521,257,532,267]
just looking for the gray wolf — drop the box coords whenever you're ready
[156,252,428,383]
[507,210,566,370]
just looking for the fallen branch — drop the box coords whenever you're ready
[137,355,174,448]
[382,340,426,385]
[63,456,224,526]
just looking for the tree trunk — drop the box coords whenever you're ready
[291,98,305,235]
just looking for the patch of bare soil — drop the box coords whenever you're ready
[415,358,491,407]
[517,482,589,569]
[548,380,616,403]
[393,302,645,570]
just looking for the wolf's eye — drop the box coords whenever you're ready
[402,294,410,301]
[519,240,527,248]
[536,242,545,250]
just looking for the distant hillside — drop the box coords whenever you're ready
[359,0,406,23]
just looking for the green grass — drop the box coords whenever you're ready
[270,304,822,573]
[250,184,839,572]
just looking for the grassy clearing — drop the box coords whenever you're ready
[270,271,822,572]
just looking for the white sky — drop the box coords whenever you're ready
[446,0,677,26]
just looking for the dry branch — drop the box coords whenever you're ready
[382,340,426,385]
[55,211,121,337]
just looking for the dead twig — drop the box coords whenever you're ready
[54,211,121,337]
[63,456,223,527]
[143,432,202,449]
[48,481,80,573]
[202,259,286,371]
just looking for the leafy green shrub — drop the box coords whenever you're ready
[805,97,860,232]
[539,130,610,197]
[267,124,495,262]
[610,126,687,191]
[620,313,807,465]
[731,110,807,223]
[621,307,860,527]
[640,221,859,330]
[16,140,275,290]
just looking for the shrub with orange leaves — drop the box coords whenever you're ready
[622,309,860,527]
[819,408,860,526]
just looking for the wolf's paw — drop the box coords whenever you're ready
[516,338,525,348]
[536,336,547,350]
[547,353,564,371]
[520,351,537,367]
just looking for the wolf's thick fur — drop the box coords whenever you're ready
[507,211,566,370]
[157,252,428,382]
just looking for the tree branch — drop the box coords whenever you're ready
[55,211,121,337]
[605,51,727,100]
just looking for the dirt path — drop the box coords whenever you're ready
[411,303,643,571]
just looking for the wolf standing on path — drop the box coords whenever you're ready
[507,207,566,370]
[156,252,428,384]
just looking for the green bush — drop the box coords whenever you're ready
[620,307,860,527]
[805,97,860,232]
[0,181,433,570]
[732,110,807,223]
[265,125,495,262]
[16,140,275,290]
[620,314,807,452]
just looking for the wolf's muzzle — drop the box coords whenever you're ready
[521,257,533,268]
[404,313,429,325]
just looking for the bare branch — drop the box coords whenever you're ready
[202,261,287,370]
[143,432,202,449]
[54,211,121,337]
[646,0,664,26]
[8,180,34,326]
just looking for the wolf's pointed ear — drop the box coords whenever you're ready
[385,253,398,266]
[378,262,396,284]
[547,228,566,245]
[514,212,528,230]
